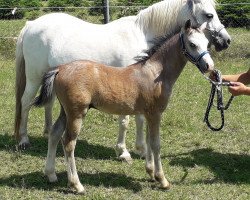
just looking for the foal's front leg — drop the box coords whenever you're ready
[115,114,146,163]
[115,115,132,163]
[145,113,170,189]
[62,117,85,194]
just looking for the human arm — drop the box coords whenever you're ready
[222,69,250,96]
[222,69,250,85]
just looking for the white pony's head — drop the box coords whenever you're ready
[185,0,231,51]
[136,0,231,52]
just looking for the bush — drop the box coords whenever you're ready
[48,0,66,11]
[0,0,20,19]
[217,0,250,28]
[0,0,42,19]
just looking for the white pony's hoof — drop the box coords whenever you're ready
[18,136,30,150]
[47,173,58,183]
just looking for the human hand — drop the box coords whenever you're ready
[228,82,248,96]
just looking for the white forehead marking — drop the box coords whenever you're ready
[189,30,208,47]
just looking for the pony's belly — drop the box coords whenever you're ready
[94,104,142,116]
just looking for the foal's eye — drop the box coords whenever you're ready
[190,43,196,48]
[206,13,214,19]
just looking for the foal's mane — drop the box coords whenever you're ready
[135,26,201,64]
[135,0,216,36]
[134,31,177,64]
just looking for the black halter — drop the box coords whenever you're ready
[180,33,209,72]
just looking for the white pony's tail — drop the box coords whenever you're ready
[14,24,28,140]
[33,68,59,108]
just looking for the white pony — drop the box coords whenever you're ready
[15,0,231,162]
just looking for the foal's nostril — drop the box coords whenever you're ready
[206,63,209,70]
[227,38,231,45]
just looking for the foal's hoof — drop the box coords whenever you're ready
[118,152,133,164]
[18,141,31,150]
[135,145,146,158]
[69,183,85,194]
[160,182,171,190]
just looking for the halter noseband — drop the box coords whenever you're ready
[180,33,209,72]
[205,24,225,39]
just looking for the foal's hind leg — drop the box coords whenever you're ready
[44,95,55,137]
[135,114,146,158]
[45,106,66,182]
[19,79,41,149]
[62,115,85,194]
[115,115,132,163]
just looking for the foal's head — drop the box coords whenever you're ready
[182,20,214,73]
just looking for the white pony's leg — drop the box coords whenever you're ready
[145,113,170,189]
[115,115,132,163]
[62,117,85,194]
[135,114,146,157]
[19,79,41,149]
[44,96,55,137]
[45,107,66,182]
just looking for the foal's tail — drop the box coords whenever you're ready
[33,69,59,107]
[14,25,28,140]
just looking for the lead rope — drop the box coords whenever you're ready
[203,69,234,131]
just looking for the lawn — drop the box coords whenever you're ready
[0,19,249,199]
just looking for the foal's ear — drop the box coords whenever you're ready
[199,22,207,32]
[185,19,192,31]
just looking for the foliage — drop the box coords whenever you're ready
[47,0,66,11]
[0,0,41,19]
[217,0,250,28]
[0,0,20,19]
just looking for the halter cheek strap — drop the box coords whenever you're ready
[180,33,209,72]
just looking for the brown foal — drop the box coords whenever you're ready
[34,20,214,193]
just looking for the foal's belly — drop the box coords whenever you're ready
[93,102,143,116]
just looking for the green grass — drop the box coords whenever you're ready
[0,19,249,199]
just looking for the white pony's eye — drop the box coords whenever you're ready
[206,13,214,19]
[190,42,196,48]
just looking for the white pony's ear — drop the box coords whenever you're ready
[199,22,207,32]
[193,0,201,4]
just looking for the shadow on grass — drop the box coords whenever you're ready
[167,148,250,184]
[0,171,142,193]
[0,133,139,160]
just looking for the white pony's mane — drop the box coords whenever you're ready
[135,0,216,37]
